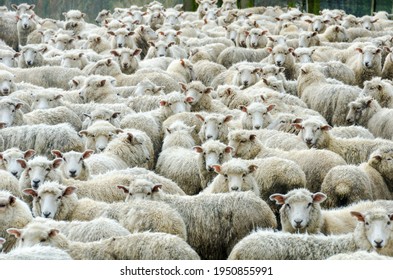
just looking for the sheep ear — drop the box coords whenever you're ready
[16,159,27,169]
[6,228,21,238]
[224,146,233,153]
[355,48,363,54]
[179,82,187,92]
[224,115,233,123]
[49,229,59,237]
[312,192,327,203]
[52,158,63,169]
[267,47,273,53]
[0,237,5,244]
[132,48,142,57]
[112,112,121,119]
[126,133,134,143]
[267,104,276,112]
[269,193,286,204]
[63,186,77,196]
[79,130,88,137]
[293,118,303,124]
[55,94,63,100]
[152,184,162,193]
[239,105,247,113]
[204,87,213,94]
[110,50,120,57]
[193,146,203,153]
[195,114,205,122]
[23,188,37,197]
[350,211,365,222]
[249,134,257,141]
[82,150,94,159]
[389,214,393,221]
[115,129,124,134]
[321,125,332,131]
[291,123,303,130]
[248,164,258,173]
[371,154,382,162]
[117,185,129,194]
[211,165,222,174]
[366,98,373,107]
[24,149,35,160]
[15,103,23,110]
[159,100,167,106]
[51,150,63,158]
[384,46,391,53]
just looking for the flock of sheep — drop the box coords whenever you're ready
[1,0,393,260]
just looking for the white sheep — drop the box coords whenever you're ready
[197,113,233,144]
[240,102,275,130]
[217,46,269,68]
[0,70,16,95]
[162,120,195,150]
[0,49,19,67]
[0,147,34,178]
[82,108,121,129]
[228,208,393,259]
[0,242,72,260]
[16,13,37,47]
[362,77,393,108]
[51,150,93,181]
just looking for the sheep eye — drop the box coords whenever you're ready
[307,203,312,208]
[21,238,24,242]
[147,192,151,196]
[57,196,61,200]
[242,173,246,178]
[37,196,41,200]
[365,222,369,225]
[240,140,246,143]
[40,239,46,242]
[286,203,291,209]
[218,123,222,125]
[388,221,391,225]
[46,168,51,171]
[280,120,285,123]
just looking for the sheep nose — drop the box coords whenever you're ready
[11,171,18,177]
[27,61,33,65]
[374,240,383,248]
[98,147,105,152]
[118,43,123,48]
[365,62,370,67]
[231,186,239,191]
[123,63,128,68]
[206,135,213,139]
[2,89,9,94]
[276,61,282,66]
[159,54,165,57]
[314,28,318,32]
[243,81,249,86]
[69,170,77,177]
[254,125,261,130]
[43,211,51,218]
[305,138,312,144]
[32,180,41,188]
[294,219,303,228]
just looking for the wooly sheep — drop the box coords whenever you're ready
[330,126,375,139]
[346,96,393,140]
[161,120,195,150]
[240,102,275,130]
[192,60,227,87]
[10,217,130,245]
[0,97,24,127]
[17,44,54,68]
[9,222,200,260]
[0,123,84,158]
[193,140,233,189]
[82,108,121,129]
[0,243,72,260]
[320,165,374,209]
[345,45,382,87]
[16,13,37,47]
[78,75,123,104]
[0,70,16,95]
[216,85,251,109]
[132,25,159,59]
[362,77,393,108]
[107,28,135,49]
[228,209,393,259]
[0,11,19,51]
[197,113,233,144]
[60,51,89,70]
[266,45,297,80]
[0,147,35,178]
[148,184,277,260]
[212,63,261,90]
[382,47,393,80]
[0,170,22,198]
[115,179,187,240]
[217,46,269,68]
[0,190,33,252]
[145,41,187,60]
[297,63,360,126]
[30,90,65,110]
[110,48,141,75]
[228,129,346,192]
[298,31,320,48]
[0,63,85,90]
[0,49,19,67]
[79,120,123,153]
[203,158,260,195]
[52,150,93,181]
[294,117,393,165]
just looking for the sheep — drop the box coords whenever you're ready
[0,70,16,96]
[362,77,393,108]
[83,129,154,174]
[79,120,123,153]
[16,13,37,47]
[192,60,227,86]
[197,113,233,144]
[228,129,346,192]
[17,44,57,68]
[82,108,121,129]
[0,49,19,67]
[319,25,349,43]
[0,190,33,253]
[145,41,187,60]
[78,75,123,104]
[0,170,22,198]
[0,243,72,260]
[266,44,297,80]
[298,31,320,48]
[297,63,360,126]
[85,34,111,55]
[382,47,393,80]
[115,179,187,240]
[52,150,93,181]
[245,28,268,49]
[60,51,89,70]
[0,147,35,178]
[0,11,20,51]
[51,33,76,51]
[193,140,233,189]
[147,182,277,260]
[107,28,135,49]
[346,96,393,140]
[132,25,159,59]
[211,63,261,90]
[228,208,393,259]
[240,102,275,130]
[294,117,393,165]
[161,120,195,150]
[330,126,375,139]
[217,46,269,68]
[255,128,309,151]
[9,222,200,260]
[158,29,182,45]
[188,43,227,63]
[110,48,141,75]
[0,123,84,158]
[0,63,85,90]
[9,217,130,244]
[30,90,66,110]
[216,85,251,109]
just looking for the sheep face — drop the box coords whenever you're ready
[118,179,156,201]
[346,97,372,125]
[270,45,293,67]
[19,157,63,190]
[356,46,381,69]
[159,94,192,115]
[17,13,35,30]
[134,79,164,96]
[306,16,329,33]
[233,65,260,89]
[111,48,140,73]
[53,34,75,51]
[0,50,19,68]
[368,148,393,183]
[0,191,16,214]
[31,92,63,110]
[20,45,42,67]
[80,130,120,153]
[360,16,378,31]
[61,52,85,69]
[270,189,326,232]
[0,101,22,127]
[240,103,274,130]
[267,113,299,134]
[164,13,181,28]
[262,77,286,93]
[298,32,318,48]
[225,24,238,43]
[139,25,158,41]
[8,223,60,248]
[247,29,268,49]
[352,210,393,251]
[213,162,257,192]
[295,118,331,148]
[0,148,34,178]
[228,132,256,158]
[198,114,232,141]
[222,0,237,11]
[108,28,134,49]
[0,71,15,95]
[53,150,93,179]
[194,140,232,172]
